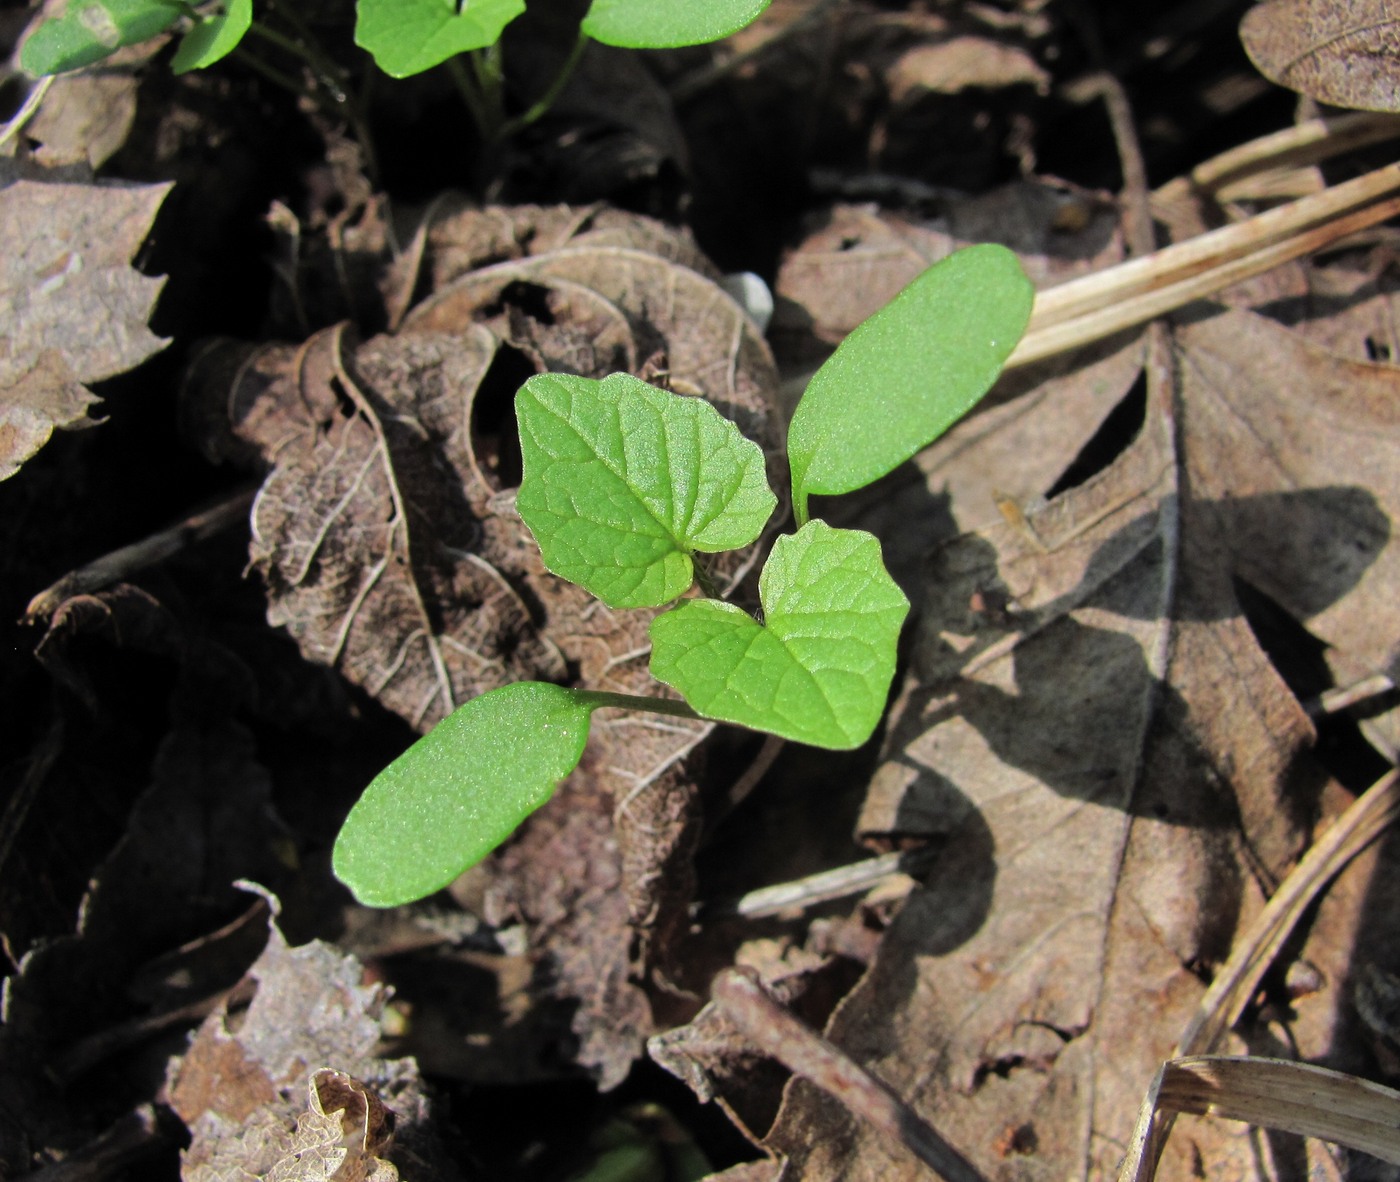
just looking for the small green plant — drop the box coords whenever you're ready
[333,243,1035,907]
[355,0,773,78]
[20,0,772,99]
[20,0,773,178]
[20,0,253,75]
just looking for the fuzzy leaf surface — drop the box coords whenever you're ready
[354,0,525,78]
[787,242,1033,522]
[649,521,908,748]
[581,0,770,48]
[20,0,182,75]
[516,372,776,608]
[333,682,593,906]
[170,0,251,72]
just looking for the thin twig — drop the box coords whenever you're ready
[1156,111,1400,205]
[24,488,257,622]
[713,968,985,1182]
[1305,673,1397,719]
[708,847,937,919]
[1009,162,1400,367]
[1174,768,1400,1058]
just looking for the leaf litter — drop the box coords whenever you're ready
[0,176,170,481]
[656,237,1400,1179]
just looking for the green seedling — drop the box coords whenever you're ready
[354,0,772,77]
[334,243,1034,908]
[515,372,777,608]
[20,0,252,75]
[21,0,770,98]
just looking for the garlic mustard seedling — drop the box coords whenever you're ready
[333,243,1034,907]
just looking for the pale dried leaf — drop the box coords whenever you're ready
[26,68,139,169]
[1241,0,1400,114]
[0,179,170,480]
[886,37,1049,100]
[172,901,431,1181]
[259,1071,399,1182]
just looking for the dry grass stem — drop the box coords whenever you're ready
[24,488,258,622]
[1175,769,1400,1057]
[1009,162,1400,368]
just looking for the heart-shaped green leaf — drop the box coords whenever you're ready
[170,0,250,72]
[581,0,771,48]
[649,521,908,749]
[20,0,185,76]
[788,243,1034,523]
[516,372,776,609]
[333,682,593,906]
[354,0,525,78]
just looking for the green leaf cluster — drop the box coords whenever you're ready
[21,0,771,81]
[21,0,251,76]
[355,0,772,79]
[334,245,1034,907]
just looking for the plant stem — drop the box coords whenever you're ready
[691,558,723,600]
[230,45,321,104]
[502,30,588,136]
[446,54,497,147]
[574,691,703,721]
[246,11,382,188]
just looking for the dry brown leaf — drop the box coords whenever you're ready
[171,896,437,1181]
[0,698,294,1172]
[738,301,1400,1180]
[186,323,569,730]
[1241,0,1400,114]
[0,178,171,480]
[886,37,1050,101]
[23,49,146,169]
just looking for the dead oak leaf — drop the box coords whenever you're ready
[0,179,171,480]
[749,306,1398,1181]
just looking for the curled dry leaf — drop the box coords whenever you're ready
[749,301,1400,1180]
[0,178,171,480]
[258,1070,399,1182]
[171,899,438,1181]
[1240,0,1400,114]
[182,205,781,1085]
